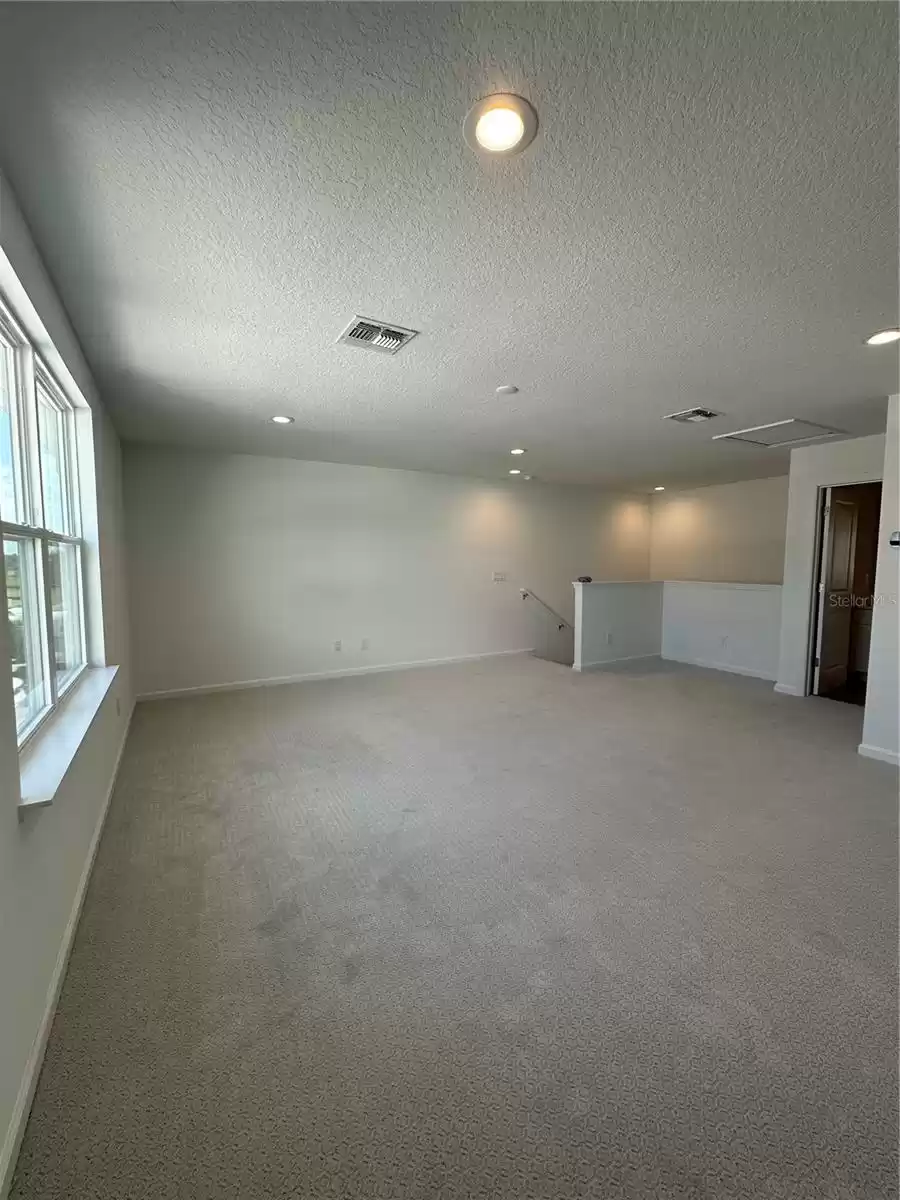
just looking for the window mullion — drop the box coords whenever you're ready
[63,408,75,535]
[38,535,57,708]
[0,524,80,545]
[68,409,82,538]
[21,347,44,529]
[10,344,28,522]
[75,541,88,668]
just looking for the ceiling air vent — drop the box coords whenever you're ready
[664,407,719,424]
[712,419,843,448]
[337,316,419,355]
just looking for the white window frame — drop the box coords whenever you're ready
[1,292,87,749]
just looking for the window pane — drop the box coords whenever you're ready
[37,385,71,533]
[0,337,24,523]
[4,538,48,737]
[47,540,84,689]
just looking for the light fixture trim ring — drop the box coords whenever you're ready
[464,93,539,157]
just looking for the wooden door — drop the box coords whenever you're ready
[814,491,859,694]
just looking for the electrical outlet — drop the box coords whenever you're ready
[361,638,369,651]
[492,571,507,583]
[333,639,342,652]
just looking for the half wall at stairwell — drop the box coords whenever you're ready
[124,446,652,698]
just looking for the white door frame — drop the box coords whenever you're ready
[806,486,829,696]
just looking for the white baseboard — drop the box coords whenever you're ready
[773,682,805,696]
[858,743,900,767]
[661,654,776,682]
[137,648,535,702]
[575,653,661,672]
[0,701,134,1200]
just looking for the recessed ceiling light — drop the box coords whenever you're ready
[654,486,666,492]
[496,384,519,396]
[509,468,521,475]
[510,447,526,455]
[464,95,538,156]
[270,415,294,425]
[522,475,532,481]
[477,108,524,152]
[865,328,900,346]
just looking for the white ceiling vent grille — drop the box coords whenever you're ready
[337,317,419,355]
[664,407,719,424]
[712,419,843,448]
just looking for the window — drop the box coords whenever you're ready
[0,298,85,745]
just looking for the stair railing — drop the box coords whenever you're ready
[520,588,572,632]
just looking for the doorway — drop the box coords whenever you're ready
[809,481,882,705]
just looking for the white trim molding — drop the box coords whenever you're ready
[575,653,661,672]
[773,682,805,697]
[137,648,534,702]
[664,657,775,681]
[858,743,900,768]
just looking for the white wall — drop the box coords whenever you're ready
[861,396,899,765]
[573,581,782,680]
[661,582,783,680]
[650,475,789,584]
[124,447,651,697]
[573,582,663,670]
[0,175,132,1194]
[92,409,131,692]
[775,433,887,697]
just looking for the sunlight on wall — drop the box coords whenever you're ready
[603,499,652,576]
[655,495,706,543]
[612,499,652,538]
[458,488,519,544]
[650,477,789,584]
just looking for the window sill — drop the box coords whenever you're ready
[18,665,119,814]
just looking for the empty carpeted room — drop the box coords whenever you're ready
[0,4,898,1198]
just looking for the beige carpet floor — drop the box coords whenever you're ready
[11,655,899,1199]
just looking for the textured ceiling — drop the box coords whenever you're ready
[0,2,897,489]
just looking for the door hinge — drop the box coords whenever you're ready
[815,656,820,667]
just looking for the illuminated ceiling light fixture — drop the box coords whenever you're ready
[510,448,526,455]
[270,415,294,425]
[654,486,666,492]
[865,328,900,345]
[509,468,522,475]
[464,94,538,156]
